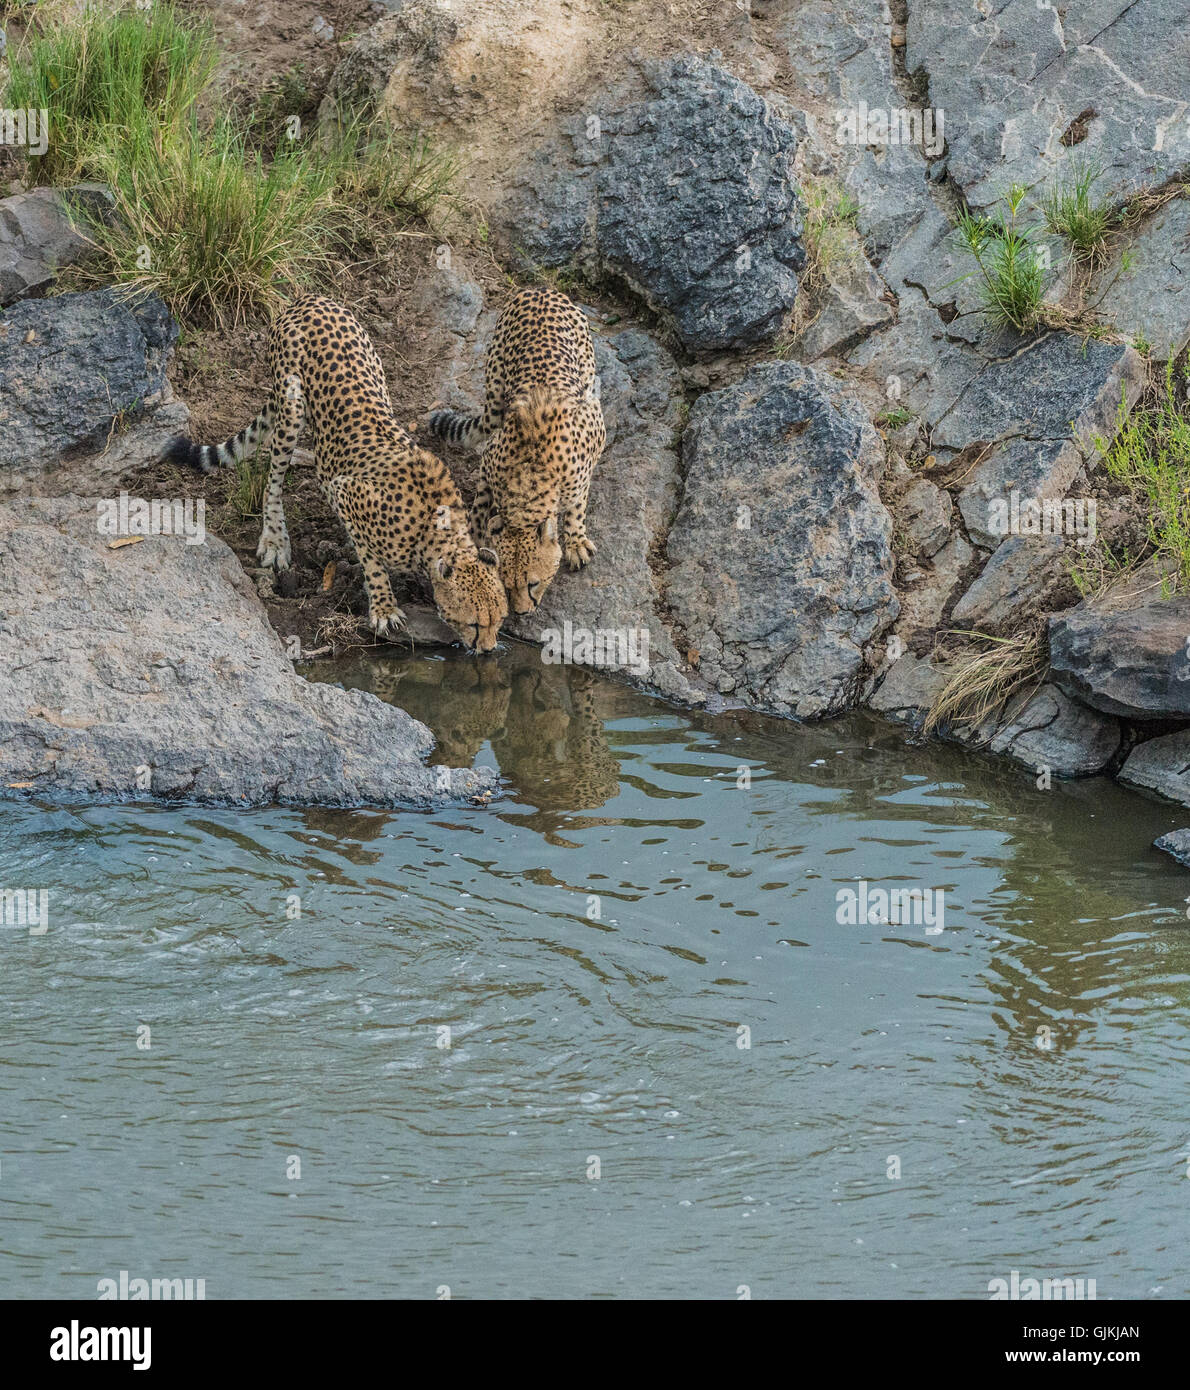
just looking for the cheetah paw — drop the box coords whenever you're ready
[256,531,292,571]
[369,607,408,641]
[565,534,596,570]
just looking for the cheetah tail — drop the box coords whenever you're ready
[428,408,486,449]
[164,403,276,474]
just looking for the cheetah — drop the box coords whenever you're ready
[165,295,507,652]
[428,286,606,615]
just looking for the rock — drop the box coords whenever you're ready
[951,534,1066,631]
[513,325,702,706]
[987,682,1121,777]
[770,0,934,260]
[319,0,592,154]
[868,651,948,725]
[950,336,1145,548]
[1153,828,1190,867]
[898,477,952,557]
[893,533,976,642]
[1049,580,1190,720]
[1121,732,1190,807]
[797,256,894,360]
[495,55,806,352]
[0,496,494,808]
[665,361,898,717]
[1096,195,1190,359]
[0,287,177,473]
[906,0,1190,210]
[0,185,109,306]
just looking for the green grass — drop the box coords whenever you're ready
[1093,360,1190,589]
[801,177,861,291]
[4,4,218,184]
[5,3,459,327]
[877,406,915,429]
[229,446,270,518]
[950,185,1045,333]
[1042,161,1113,264]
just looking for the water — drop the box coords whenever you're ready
[2,643,1189,1300]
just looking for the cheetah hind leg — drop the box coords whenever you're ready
[256,374,304,571]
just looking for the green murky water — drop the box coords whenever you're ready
[2,643,1189,1299]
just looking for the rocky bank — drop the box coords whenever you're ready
[5,0,1190,845]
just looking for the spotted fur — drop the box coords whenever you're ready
[428,286,606,615]
[166,295,507,650]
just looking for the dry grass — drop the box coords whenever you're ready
[924,625,1047,735]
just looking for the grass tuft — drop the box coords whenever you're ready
[1042,160,1113,265]
[5,3,459,326]
[924,627,1047,735]
[1092,360,1190,589]
[950,185,1045,333]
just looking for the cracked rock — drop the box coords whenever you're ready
[494,55,807,352]
[666,361,898,717]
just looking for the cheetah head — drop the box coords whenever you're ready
[489,512,562,615]
[431,547,508,653]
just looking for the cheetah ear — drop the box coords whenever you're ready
[478,546,499,569]
[488,511,505,537]
[537,515,558,543]
[435,556,454,580]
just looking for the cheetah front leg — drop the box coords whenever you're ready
[470,479,494,540]
[256,374,304,571]
[329,475,407,641]
[560,405,604,570]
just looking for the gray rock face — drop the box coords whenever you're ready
[1121,732,1190,807]
[950,336,1145,548]
[868,652,948,726]
[1096,195,1190,359]
[1153,828,1190,867]
[0,185,107,306]
[513,326,701,706]
[0,287,177,473]
[987,683,1121,777]
[496,55,806,352]
[1049,591,1190,720]
[951,534,1066,631]
[796,256,894,360]
[0,496,494,808]
[665,362,898,717]
[907,0,1190,209]
[899,477,952,558]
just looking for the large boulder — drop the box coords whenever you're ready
[665,362,898,717]
[0,496,494,808]
[0,287,177,474]
[1049,582,1190,721]
[1121,732,1190,807]
[945,335,1145,549]
[950,535,1067,632]
[985,683,1121,777]
[0,185,108,307]
[495,55,807,353]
